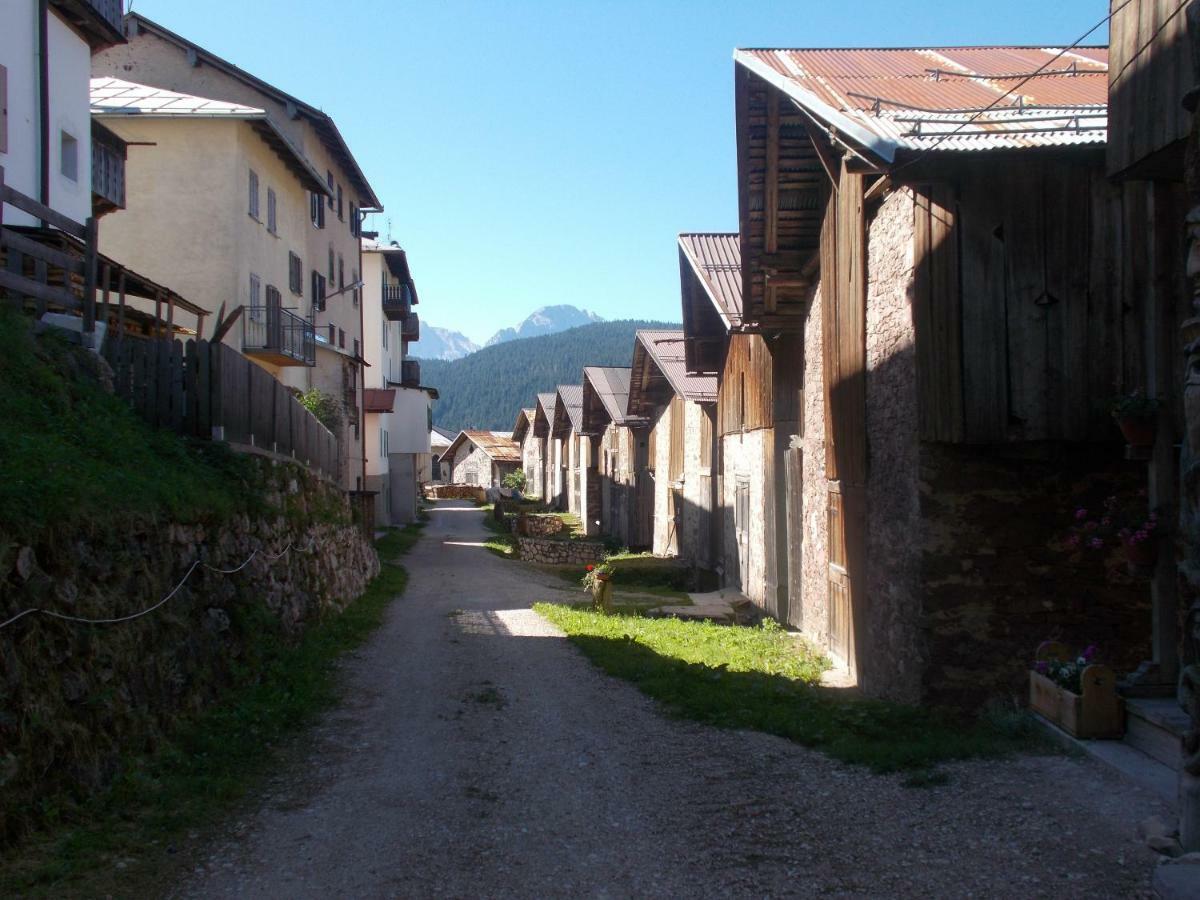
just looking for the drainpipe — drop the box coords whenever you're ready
[37,0,50,215]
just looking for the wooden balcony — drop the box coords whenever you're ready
[401,359,421,387]
[91,120,126,217]
[381,283,411,321]
[242,302,315,366]
[51,0,125,49]
[401,311,420,342]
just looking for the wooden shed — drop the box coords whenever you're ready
[726,44,1176,705]
[581,366,650,547]
[628,330,718,564]
[510,407,542,498]
[532,392,558,506]
[551,385,584,515]
[442,430,521,489]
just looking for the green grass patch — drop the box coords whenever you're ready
[0,309,262,536]
[0,531,418,897]
[481,515,517,558]
[535,604,1048,773]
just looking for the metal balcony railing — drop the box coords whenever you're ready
[243,302,315,366]
[381,283,411,321]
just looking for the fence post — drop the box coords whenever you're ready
[209,341,224,441]
[82,217,97,337]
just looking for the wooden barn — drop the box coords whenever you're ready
[441,430,521,489]
[552,385,585,516]
[581,366,651,546]
[510,407,542,498]
[532,392,558,507]
[627,330,718,564]
[721,44,1178,704]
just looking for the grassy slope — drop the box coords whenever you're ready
[0,309,256,537]
[1,525,422,897]
[536,605,1046,775]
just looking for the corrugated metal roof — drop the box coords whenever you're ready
[734,46,1108,158]
[636,330,718,403]
[553,385,585,435]
[678,233,742,325]
[511,408,535,442]
[583,366,633,425]
[362,388,396,414]
[444,429,521,463]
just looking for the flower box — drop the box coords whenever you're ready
[1029,666,1123,739]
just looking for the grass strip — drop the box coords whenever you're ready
[0,525,422,897]
[535,604,1047,774]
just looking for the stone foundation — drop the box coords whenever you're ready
[518,514,565,537]
[0,458,378,844]
[516,535,607,566]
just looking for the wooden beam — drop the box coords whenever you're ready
[863,175,892,205]
[0,269,80,309]
[766,89,780,256]
[210,304,244,344]
[798,116,842,192]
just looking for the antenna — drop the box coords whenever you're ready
[386,217,393,245]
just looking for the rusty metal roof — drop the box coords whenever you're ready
[678,233,742,326]
[633,330,718,406]
[362,388,396,414]
[443,429,521,464]
[582,366,634,426]
[734,46,1108,161]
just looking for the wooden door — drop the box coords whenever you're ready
[784,446,803,629]
[667,487,682,557]
[734,477,750,593]
[826,482,851,663]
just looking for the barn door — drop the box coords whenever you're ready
[826,482,851,663]
[667,487,682,557]
[734,477,750,593]
[784,445,803,629]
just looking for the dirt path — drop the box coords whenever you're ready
[177,501,1167,898]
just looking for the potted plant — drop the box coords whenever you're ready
[1029,641,1123,739]
[1111,390,1160,449]
[581,562,614,613]
[1065,494,1163,576]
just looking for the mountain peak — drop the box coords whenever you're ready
[485,305,603,347]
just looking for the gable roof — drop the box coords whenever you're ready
[442,430,521,464]
[581,366,637,433]
[90,77,329,195]
[678,233,742,326]
[120,13,382,209]
[628,330,718,415]
[533,391,557,438]
[734,46,1108,164]
[511,408,535,443]
[552,384,584,438]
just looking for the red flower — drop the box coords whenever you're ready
[586,564,594,571]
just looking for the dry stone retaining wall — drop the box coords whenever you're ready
[516,535,607,566]
[518,514,565,537]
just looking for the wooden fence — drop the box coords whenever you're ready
[104,336,341,482]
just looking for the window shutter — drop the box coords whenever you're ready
[248,169,259,218]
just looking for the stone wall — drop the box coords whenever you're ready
[451,443,493,487]
[800,277,828,645]
[918,444,1152,707]
[425,484,486,501]
[720,428,769,606]
[518,514,565,537]
[0,458,378,842]
[516,535,607,566]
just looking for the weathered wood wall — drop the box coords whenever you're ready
[1108,0,1192,178]
[718,332,773,436]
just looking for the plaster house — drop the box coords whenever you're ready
[532,392,559,506]
[430,425,454,482]
[715,45,1161,705]
[551,385,585,517]
[627,330,718,563]
[580,366,651,547]
[360,239,435,525]
[0,1,209,342]
[91,13,382,492]
[443,430,521,488]
[511,408,542,498]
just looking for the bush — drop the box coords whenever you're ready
[297,389,341,432]
[501,470,527,492]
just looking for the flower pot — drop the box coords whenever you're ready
[1114,414,1156,449]
[1122,535,1159,573]
[1028,667,1123,739]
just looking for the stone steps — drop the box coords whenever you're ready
[1126,698,1189,771]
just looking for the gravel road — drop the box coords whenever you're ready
[177,500,1169,898]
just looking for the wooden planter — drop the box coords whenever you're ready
[1114,415,1156,449]
[1029,666,1123,739]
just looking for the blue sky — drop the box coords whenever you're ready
[132,0,1108,345]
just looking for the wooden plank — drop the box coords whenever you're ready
[0,269,80,310]
[765,89,780,258]
[959,172,1008,441]
[185,338,200,437]
[0,228,84,273]
[33,257,47,317]
[82,218,97,333]
[0,183,87,237]
[929,182,964,441]
[169,339,184,433]
[274,380,291,456]
[1046,162,1092,441]
[820,187,840,478]
[156,338,171,428]
[1003,159,1048,438]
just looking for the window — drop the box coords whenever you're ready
[351,268,359,306]
[353,338,360,358]
[338,255,345,291]
[248,169,259,218]
[328,246,335,283]
[311,270,327,311]
[336,183,344,221]
[310,191,325,229]
[265,284,281,309]
[326,171,334,208]
[267,188,277,234]
[349,202,358,237]
[338,328,345,349]
[248,273,262,320]
[380,428,388,457]
[328,323,335,344]
[382,321,388,350]
[289,252,303,295]
[0,65,8,154]
[60,131,78,181]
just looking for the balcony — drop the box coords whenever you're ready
[91,120,126,217]
[401,311,420,342]
[381,283,412,321]
[243,302,315,367]
[51,0,125,49]
[401,359,421,387]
